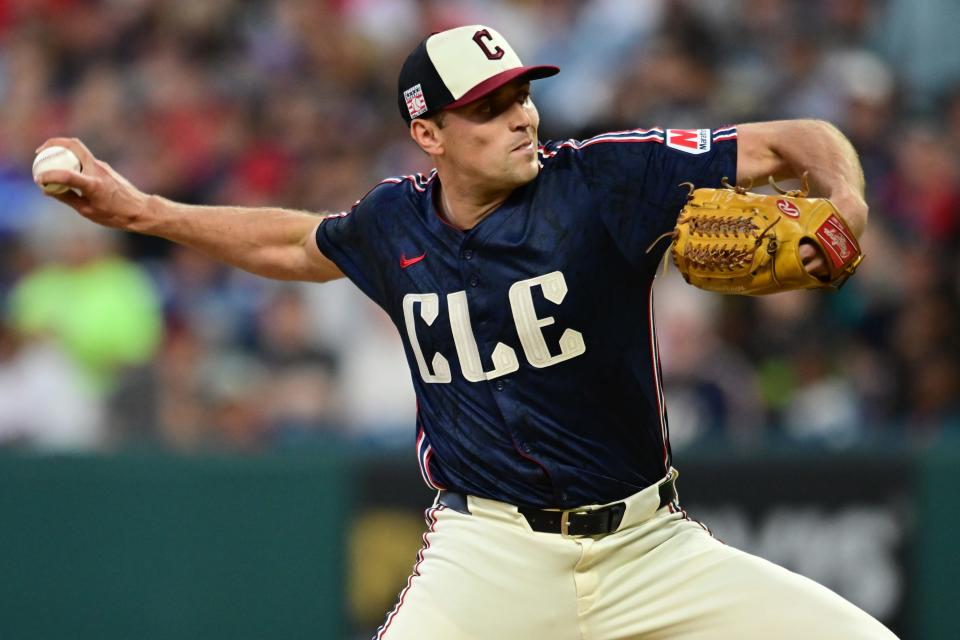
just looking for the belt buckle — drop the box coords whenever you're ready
[559,509,590,538]
[560,510,571,537]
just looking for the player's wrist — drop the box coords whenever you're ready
[828,188,868,239]
[128,193,169,235]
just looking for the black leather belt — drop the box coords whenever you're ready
[437,475,677,537]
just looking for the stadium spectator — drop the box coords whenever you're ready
[0,0,957,452]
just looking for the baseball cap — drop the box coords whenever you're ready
[398,25,559,124]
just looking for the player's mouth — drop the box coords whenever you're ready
[511,140,536,154]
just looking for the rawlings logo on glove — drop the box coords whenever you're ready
[666,175,864,296]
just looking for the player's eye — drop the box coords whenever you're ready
[474,106,492,118]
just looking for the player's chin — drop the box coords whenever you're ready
[508,156,540,185]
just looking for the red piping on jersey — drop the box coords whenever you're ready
[538,129,665,158]
[597,126,665,137]
[324,172,439,220]
[536,126,737,160]
[432,196,462,231]
[366,171,437,198]
[416,428,445,490]
[423,447,443,489]
[711,126,738,139]
[648,282,670,473]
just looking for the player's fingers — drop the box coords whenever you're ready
[803,254,829,278]
[805,256,827,274]
[35,137,98,173]
[96,159,123,181]
[799,240,829,278]
[35,168,97,193]
[35,138,67,154]
[50,189,89,210]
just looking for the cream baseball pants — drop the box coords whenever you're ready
[374,469,898,639]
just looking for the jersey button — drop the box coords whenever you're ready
[494,380,505,391]
[463,249,474,260]
[469,275,480,287]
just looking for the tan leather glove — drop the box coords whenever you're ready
[669,176,864,295]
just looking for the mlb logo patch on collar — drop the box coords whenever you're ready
[405,84,428,119]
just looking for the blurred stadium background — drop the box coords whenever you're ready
[0,0,958,638]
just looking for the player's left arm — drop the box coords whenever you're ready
[736,120,867,239]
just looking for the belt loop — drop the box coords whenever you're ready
[560,511,571,537]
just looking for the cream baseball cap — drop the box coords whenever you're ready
[397,25,559,124]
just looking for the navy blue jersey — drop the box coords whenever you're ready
[316,126,738,508]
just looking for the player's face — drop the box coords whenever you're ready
[439,81,541,191]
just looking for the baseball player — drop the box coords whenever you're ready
[36,24,895,640]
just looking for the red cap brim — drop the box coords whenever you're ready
[445,65,560,110]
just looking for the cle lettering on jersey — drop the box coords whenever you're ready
[313,126,739,506]
[403,270,586,383]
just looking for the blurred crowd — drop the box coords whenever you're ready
[0,0,958,454]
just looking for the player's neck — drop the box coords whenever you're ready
[436,180,512,231]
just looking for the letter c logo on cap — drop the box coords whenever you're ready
[472,29,505,60]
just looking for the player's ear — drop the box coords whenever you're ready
[410,118,444,157]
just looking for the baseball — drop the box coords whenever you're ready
[32,145,82,195]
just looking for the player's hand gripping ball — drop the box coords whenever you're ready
[669,175,864,295]
[32,145,83,195]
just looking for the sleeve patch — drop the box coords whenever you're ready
[665,129,712,155]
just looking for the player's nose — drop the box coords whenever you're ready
[507,100,534,130]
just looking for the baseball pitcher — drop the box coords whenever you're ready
[35,24,892,640]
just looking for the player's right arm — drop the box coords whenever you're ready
[33,138,344,283]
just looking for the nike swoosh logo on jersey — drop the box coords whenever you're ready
[400,252,426,269]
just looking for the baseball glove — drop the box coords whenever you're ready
[665,175,864,295]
